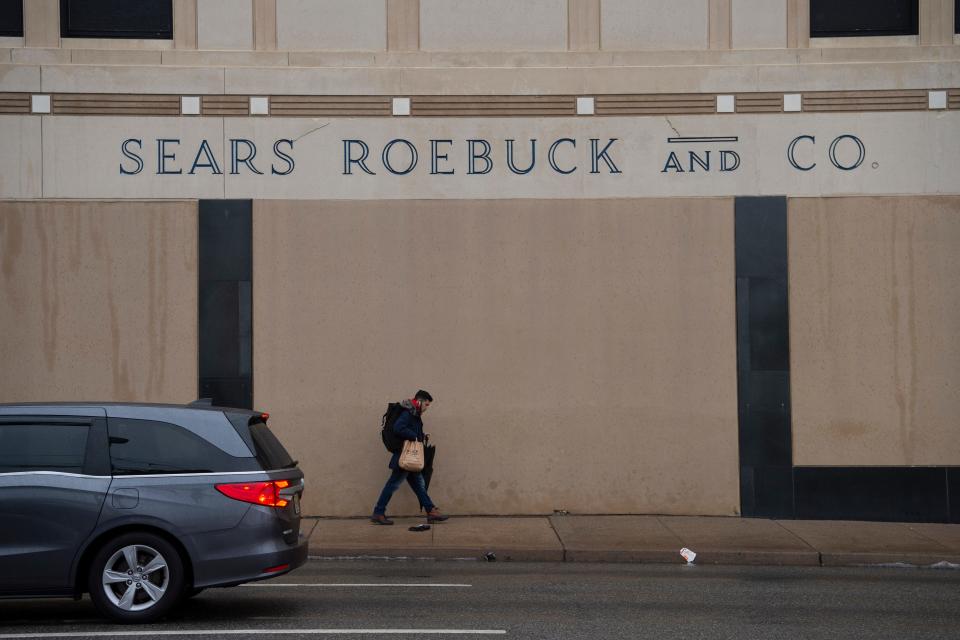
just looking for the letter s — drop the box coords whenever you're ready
[120,138,143,175]
[272,139,295,176]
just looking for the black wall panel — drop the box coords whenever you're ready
[0,1,23,36]
[199,200,253,410]
[60,0,172,39]
[735,196,794,518]
[795,467,951,523]
[949,468,959,524]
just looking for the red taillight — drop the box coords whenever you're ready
[263,563,290,574]
[216,481,289,508]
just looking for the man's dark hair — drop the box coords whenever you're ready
[414,389,433,402]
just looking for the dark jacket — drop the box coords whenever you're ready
[388,407,424,470]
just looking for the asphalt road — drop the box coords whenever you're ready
[1,561,958,639]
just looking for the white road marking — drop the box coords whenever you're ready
[242,583,472,588]
[0,630,506,638]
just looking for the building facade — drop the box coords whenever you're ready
[1,0,958,521]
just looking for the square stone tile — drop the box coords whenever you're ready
[312,517,434,551]
[551,515,683,562]
[660,516,814,552]
[779,520,949,554]
[433,517,562,558]
[905,523,960,552]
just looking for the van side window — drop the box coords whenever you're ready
[0,424,89,473]
[108,419,258,475]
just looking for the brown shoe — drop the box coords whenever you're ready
[426,508,449,523]
[370,514,394,525]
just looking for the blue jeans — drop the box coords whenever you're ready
[373,469,435,515]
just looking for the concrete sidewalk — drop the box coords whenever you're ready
[305,515,960,568]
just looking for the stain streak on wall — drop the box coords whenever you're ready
[790,196,960,467]
[0,201,198,404]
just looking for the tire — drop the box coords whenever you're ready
[87,532,185,623]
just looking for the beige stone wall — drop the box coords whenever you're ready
[731,0,786,50]
[253,198,740,517]
[277,0,387,51]
[601,0,709,51]
[18,113,959,201]
[419,0,568,52]
[197,0,253,50]
[0,201,198,404]
[790,196,960,466]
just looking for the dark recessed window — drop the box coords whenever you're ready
[0,1,24,37]
[955,0,959,34]
[60,0,172,39]
[811,0,918,37]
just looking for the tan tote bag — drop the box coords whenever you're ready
[398,439,425,472]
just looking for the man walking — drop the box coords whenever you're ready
[371,390,449,525]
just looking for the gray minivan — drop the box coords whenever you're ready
[0,402,307,622]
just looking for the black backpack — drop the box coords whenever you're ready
[380,402,406,453]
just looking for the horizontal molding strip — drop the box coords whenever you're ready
[412,95,576,117]
[52,93,179,115]
[0,92,30,114]
[201,95,249,116]
[735,93,783,113]
[801,89,928,112]
[0,90,955,117]
[596,93,715,116]
[271,95,392,117]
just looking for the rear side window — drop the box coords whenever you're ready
[108,419,259,475]
[0,423,89,473]
[226,413,296,470]
[248,421,296,470]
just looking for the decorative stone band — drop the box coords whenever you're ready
[0,89,957,117]
[802,90,930,112]
[411,95,576,117]
[201,95,249,116]
[54,93,180,116]
[0,92,30,113]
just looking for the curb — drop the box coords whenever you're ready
[306,548,960,568]
[309,547,564,562]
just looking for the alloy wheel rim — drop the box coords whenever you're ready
[101,544,169,611]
